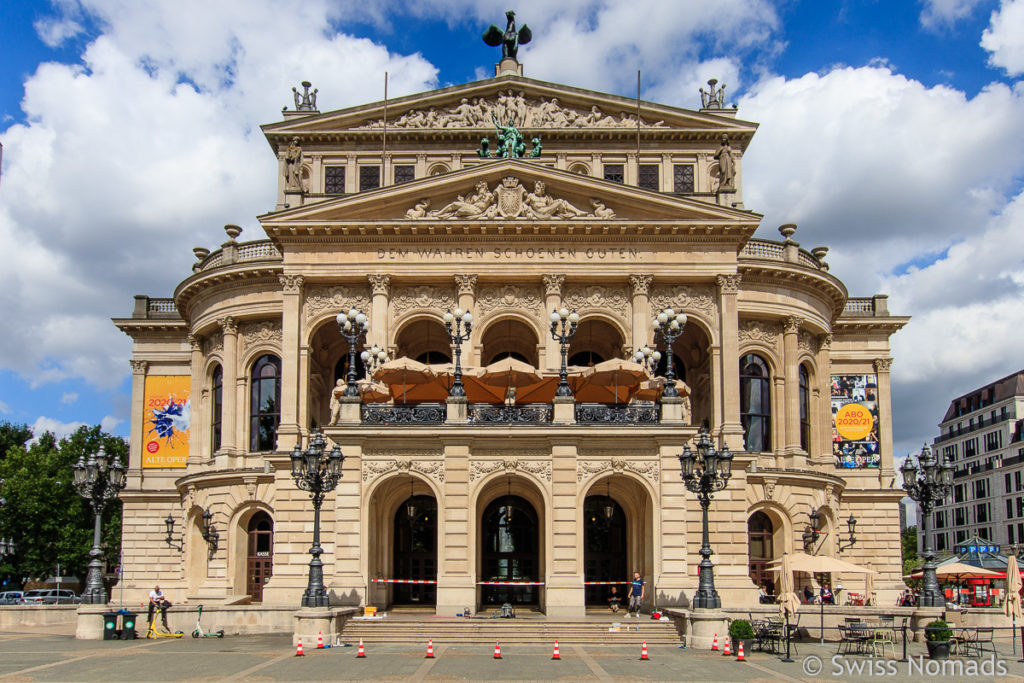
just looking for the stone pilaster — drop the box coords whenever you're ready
[367,274,391,351]
[217,317,238,457]
[128,360,149,475]
[436,441,473,615]
[546,439,583,617]
[716,274,744,450]
[278,275,305,452]
[454,274,478,365]
[814,333,834,465]
[874,358,895,481]
[187,334,204,463]
[542,274,565,373]
[629,274,653,355]
[783,316,803,461]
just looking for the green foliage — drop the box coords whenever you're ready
[729,619,754,641]
[0,422,33,459]
[0,425,127,588]
[901,525,919,564]
[925,619,951,642]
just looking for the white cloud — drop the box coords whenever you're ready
[0,401,9,414]
[29,416,86,442]
[60,392,78,405]
[920,0,988,28]
[981,0,1024,75]
[0,1,439,389]
[99,414,122,433]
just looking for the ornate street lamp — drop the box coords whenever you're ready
[164,515,183,552]
[360,344,389,380]
[678,424,733,609]
[902,444,954,608]
[802,509,821,552]
[549,307,580,397]
[652,308,687,398]
[200,509,220,554]
[443,308,473,398]
[290,430,345,607]
[73,445,126,604]
[837,514,858,554]
[336,309,370,397]
[633,345,662,376]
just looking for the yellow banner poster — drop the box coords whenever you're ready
[142,375,191,468]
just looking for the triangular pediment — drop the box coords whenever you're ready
[259,159,761,231]
[262,75,757,148]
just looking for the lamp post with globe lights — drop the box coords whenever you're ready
[336,309,370,397]
[443,309,473,398]
[652,308,687,398]
[678,425,733,609]
[633,345,662,376]
[549,308,580,397]
[901,445,954,608]
[360,344,389,380]
[290,430,345,607]
[73,445,126,604]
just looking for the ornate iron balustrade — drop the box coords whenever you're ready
[469,403,553,424]
[361,403,446,425]
[575,403,660,424]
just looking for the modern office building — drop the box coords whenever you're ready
[113,51,909,619]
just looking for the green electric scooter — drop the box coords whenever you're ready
[191,604,225,638]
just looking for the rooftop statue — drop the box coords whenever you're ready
[483,10,532,60]
[478,113,541,158]
[289,81,318,112]
[699,78,726,109]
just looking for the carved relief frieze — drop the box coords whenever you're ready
[738,319,781,346]
[355,93,667,130]
[563,285,630,320]
[391,285,456,316]
[303,285,371,323]
[477,285,544,317]
[203,334,223,356]
[575,459,660,485]
[361,457,446,485]
[240,320,282,352]
[797,331,821,355]
[469,459,552,482]
[409,177,613,221]
[763,478,777,501]
[649,284,716,317]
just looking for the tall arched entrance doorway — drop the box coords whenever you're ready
[246,511,273,602]
[748,511,775,593]
[583,494,626,605]
[480,494,540,607]
[392,494,438,605]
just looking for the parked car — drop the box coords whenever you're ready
[20,589,80,605]
[0,591,23,604]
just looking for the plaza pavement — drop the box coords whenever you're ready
[0,631,1023,682]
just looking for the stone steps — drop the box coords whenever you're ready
[339,617,683,644]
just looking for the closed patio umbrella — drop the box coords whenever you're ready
[777,552,801,662]
[1005,556,1021,654]
[864,562,874,606]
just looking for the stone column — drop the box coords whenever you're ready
[278,275,305,452]
[367,274,391,350]
[187,334,204,463]
[454,274,478,365]
[128,360,148,478]
[542,274,565,373]
[716,275,744,450]
[436,440,474,615]
[629,274,653,355]
[546,439,583,617]
[874,358,895,481]
[783,316,803,460]
[217,317,239,458]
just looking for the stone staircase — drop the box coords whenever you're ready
[339,612,684,645]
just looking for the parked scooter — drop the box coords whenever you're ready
[191,604,225,638]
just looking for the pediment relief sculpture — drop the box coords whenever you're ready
[357,91,666,130]
[406,177,615,220]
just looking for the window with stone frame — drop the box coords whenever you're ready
[393,165,415,185]
[673,164,695,193]
[799,364,811,451]
[211,364,223,452]
[250,355,281,452]
[740,353,771,452]
[359,165,381,191]
[324,166,346,194]
[638,164,659,191]
[603,164,624,183]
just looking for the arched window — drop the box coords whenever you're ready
[748,511,775,592]
[799,364,810,451]
[250,355,281,452]
[740,354,771,452]
[211,365,223,452]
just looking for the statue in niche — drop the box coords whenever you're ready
[715,134,736,192]
[284,136,304,192]
[482,10,532,60]
[329,379,344,423]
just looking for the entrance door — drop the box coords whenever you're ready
[584,495,627,605]
[246,512,273,602]
[481,495,539,606]
[747,511,774,593]
[392,495,437,605]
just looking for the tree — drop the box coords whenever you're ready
[0,425,126,587]
[0,421,32,460]
[901,525,919,565]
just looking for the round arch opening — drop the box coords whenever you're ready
[394,318,451,364]
[480,317,539,366]
[567,318,624,367]
[367,475,438,609]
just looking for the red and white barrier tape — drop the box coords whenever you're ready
[371,579,438,584]
[475,581,545,586]
[583,581,631,585]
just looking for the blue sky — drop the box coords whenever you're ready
[0,0,1023,461]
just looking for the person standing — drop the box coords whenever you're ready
[628,571,645,617]
[148,585,172,629]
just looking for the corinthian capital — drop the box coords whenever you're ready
[874,357,894,373]
[784,316,803,334]
[186,333,202,352]
[129,359,149,375]
[368,274,392,296]
[278,274,305,294]
[542,274,565,297]
[454,274,478,296]
[716,274,741,294]
[218,316,238,334]
[629,274,653,297]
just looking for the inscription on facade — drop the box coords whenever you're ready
[377,246,641,261]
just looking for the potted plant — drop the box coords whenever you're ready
[924,619,952,660]
[729,619,755,654]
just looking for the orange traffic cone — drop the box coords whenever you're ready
[736,639,746,661]
[711,633,719,650]
[722,635,731,656]
[317,631,324,649]
[426,639,435,659]
[356,638,366,658]
[640,640,649,660]
[493,641,502,659]
[295,637,304,657]
[552,640,561,660]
